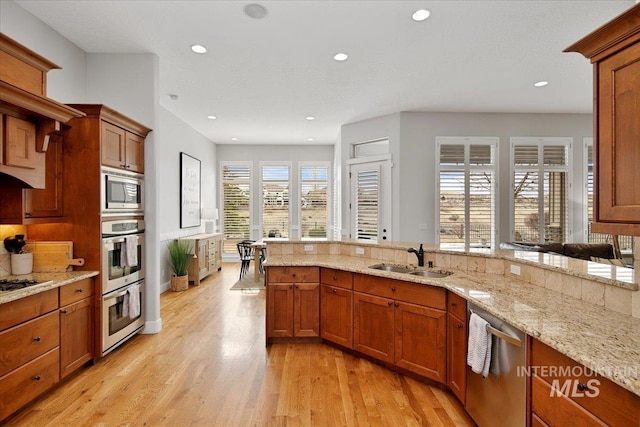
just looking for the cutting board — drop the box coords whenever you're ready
[27,241,85,272]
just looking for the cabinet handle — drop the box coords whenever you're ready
[33,336,41,342]
[451,302,457,307]
[289,285,293,289]
[33,375,41,381]
[295,284,299,289]
[25,212,33,217]
[457,323,463,329]
[391,287,396,292]
[577,383,591,392]
[332,289,337,294]
[61,309,68,314]
[76,288,84,293]
[333,276,338,281]
[394,302,399,307]
[388,301,393,306]
[292,273,297,277]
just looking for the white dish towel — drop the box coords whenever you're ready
[122,283,141,319]
[120,236,138,267]
[467,312,492,378]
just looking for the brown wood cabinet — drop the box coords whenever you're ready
[184,233,222,285]
[0,289,60,422]
[530,339,640,427]
[446,292,467,403]
[565,4,640,236]
[59,279,94,379]
[353,274,447,382]
[4,115,36,169]
[24,134,64,219]
[101,121,144,173]
[320,268,353,348]
[266,266,320,341]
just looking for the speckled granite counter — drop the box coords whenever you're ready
[0,271,99,305]
[264,253,640,397]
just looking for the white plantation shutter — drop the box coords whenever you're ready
[300,164,329,238]
[437,139,496,249]
[222,164,251,253]
[355,168,379,240]
[511,138,571,243]
[262,165,290,238]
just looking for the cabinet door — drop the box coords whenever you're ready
[595,41,640,230]
[267,284,294,338]
[353,292,394,364]
[60,297,93,379]
[447,312,467,403]
[394,301,446,382]
[24,135,63,218]
[320,284,353,348]
[293,283,320,337]
[125,131,144,173]
[198,241,209,275]
[101,121,126,169]
[4,116,36,169]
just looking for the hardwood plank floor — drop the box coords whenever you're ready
[4,264,475,426]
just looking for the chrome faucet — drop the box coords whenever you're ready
[407,243,424,267]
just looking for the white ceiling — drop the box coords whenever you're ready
[15,0,635,145]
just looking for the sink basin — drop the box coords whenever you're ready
[368,264,414,274]
[408,270,453,278]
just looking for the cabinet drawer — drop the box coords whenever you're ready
[0,289,58,331]
[268,266,319,283]
[320,268,353,289]
[448,292,466,319]
[0,311,59,376]
[60,278,94,306]
[0,348,60,422]
[532,375,605,427]
[353,274,446,309]
[532,339,640,426]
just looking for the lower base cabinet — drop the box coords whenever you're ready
[60,297,93,379]
[320,284,353,348]
[267,282,320,340]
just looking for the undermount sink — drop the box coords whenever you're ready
[368,264,414,274]
[368,264,453,278]
[408,270,452,278]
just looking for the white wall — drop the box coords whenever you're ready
[341,112,593,244]
[158,107,217,289]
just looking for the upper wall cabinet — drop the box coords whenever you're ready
[0,33,84,188]
[565,4,640,236]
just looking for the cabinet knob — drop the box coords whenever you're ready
[395,302,399,307]
[33,336,41,342]
[577,383,590,392]
[76,288,84,293]
[391,287,396,292]
[25,212,33,217]
[33,375,41,381]
[333,276,337,281]
[457,323,463,329]
[292,273,297,277]
[332,289,337,294]
[388,301,393,306]
[61,309,68,314]
[451,302,457,307]
[289,285,293,289]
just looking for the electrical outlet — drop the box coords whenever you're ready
[510,264,521,275]
[355,247,365,255]
[304,244,314,252]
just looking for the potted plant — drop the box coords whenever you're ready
[167,239,192,291]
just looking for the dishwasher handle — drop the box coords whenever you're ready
[486,324,522,348]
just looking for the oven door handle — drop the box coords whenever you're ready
[105,287,136,299]
[103,235,142,245]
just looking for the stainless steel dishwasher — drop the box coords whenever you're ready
[466,302,527,427]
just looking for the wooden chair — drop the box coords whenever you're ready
[236,240,255,279]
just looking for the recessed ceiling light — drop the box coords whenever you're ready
[231,137,238,141]
[534,81,549,87]
[306,116,315,121]
[307,138,314,142]
[333,53,349,61]
[244,3,268,19]
[412,9,431,22]
[191,44,207,54]
[207,115,217,120]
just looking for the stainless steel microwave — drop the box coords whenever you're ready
[101,167,144,213]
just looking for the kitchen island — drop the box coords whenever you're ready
[263,238,640,425]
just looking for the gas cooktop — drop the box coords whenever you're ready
[0,278,40,292]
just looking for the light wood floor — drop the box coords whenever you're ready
[5,264,475,426]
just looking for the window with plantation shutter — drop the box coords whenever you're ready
[511,138,571,244]
[437,137,497,249]
[221,163,251,253]
[354,168,379,240]
[300,163,329,238]
[262,164,290,238]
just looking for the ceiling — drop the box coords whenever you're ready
[14,0,635,145]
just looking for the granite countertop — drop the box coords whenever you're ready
[265,254,640,397]
[0,271,100,305]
